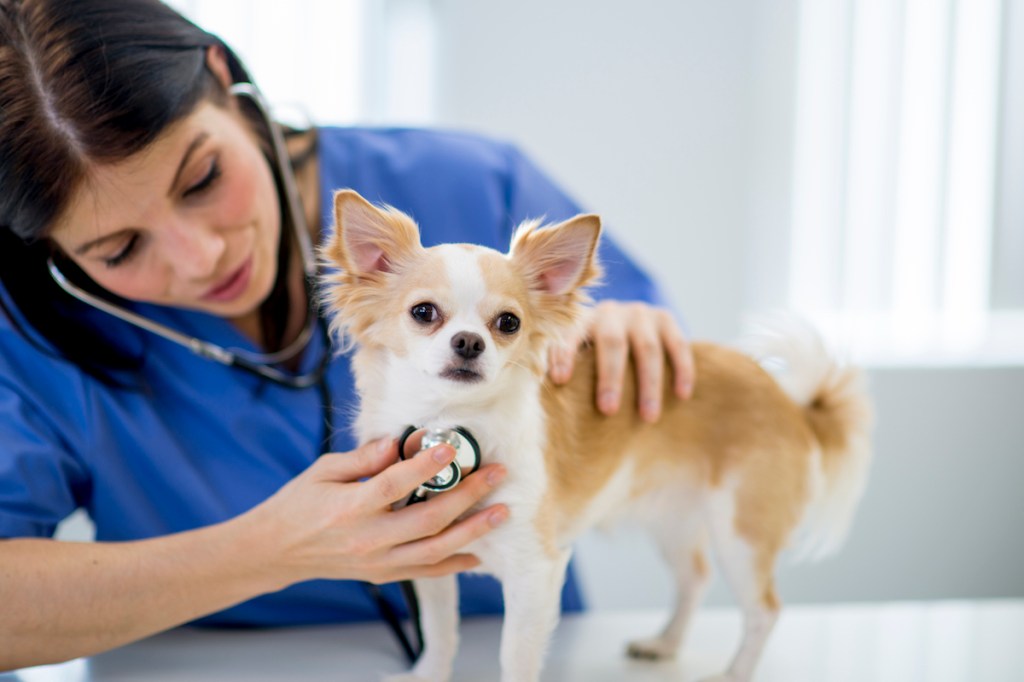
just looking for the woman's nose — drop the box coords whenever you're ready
[161,220,226,279]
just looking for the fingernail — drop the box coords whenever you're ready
[486,466,507,486]
[642,400,660,421]
[599,390,619,413]
[431,444,456,464]
[488,507,509,527]
[378,438,395,454]
[681,382,693,399]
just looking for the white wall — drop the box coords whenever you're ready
[430,0,1024,609]
[433,0,783,341]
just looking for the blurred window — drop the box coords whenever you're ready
[789,0,1022,365]
[166,0,436,126]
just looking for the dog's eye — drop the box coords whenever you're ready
[410,303,439,324]
[496,312,520,334]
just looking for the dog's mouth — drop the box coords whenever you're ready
[441,365,484,383]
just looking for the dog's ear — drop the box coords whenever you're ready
[510,214,603,295]
[325,189,421,275]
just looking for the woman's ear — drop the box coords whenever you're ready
[204,45,234,91]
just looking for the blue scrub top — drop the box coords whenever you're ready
[0,127,672,627]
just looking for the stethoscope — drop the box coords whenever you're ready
[46,82,329,390]
[397,425,482,502]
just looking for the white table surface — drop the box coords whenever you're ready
[5,600,1022,681]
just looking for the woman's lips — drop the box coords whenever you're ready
[202,257,253,302]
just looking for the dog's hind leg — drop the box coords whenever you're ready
[700,492,780,682]
[626,506,709,661]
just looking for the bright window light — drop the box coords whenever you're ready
[165,0,436,126]
[890,0,950,353]
[790,0,848,315]
[842,0,900,315]
[790,0,1013,365]
[941,0,1001,351]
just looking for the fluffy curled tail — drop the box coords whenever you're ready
[740,314,874,561]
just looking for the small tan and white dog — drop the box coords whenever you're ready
[320,189,873,682]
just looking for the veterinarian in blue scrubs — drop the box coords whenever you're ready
[0,0,694,671]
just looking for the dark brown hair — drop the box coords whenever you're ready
[0,0,297,384]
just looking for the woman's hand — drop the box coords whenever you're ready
[242,437,507,589]
[547,301,695,423]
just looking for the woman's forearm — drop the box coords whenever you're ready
[0,516,281,671]
[0,437,510,672]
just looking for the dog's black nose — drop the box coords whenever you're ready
[451,332,486,360]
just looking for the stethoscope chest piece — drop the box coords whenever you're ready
[398,425,481,496]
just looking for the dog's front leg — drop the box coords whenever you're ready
[497,548,571,682]
[386,574,459,682]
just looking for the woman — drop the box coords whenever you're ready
[0,0,695,670]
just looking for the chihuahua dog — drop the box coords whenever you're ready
[319,189,873,682]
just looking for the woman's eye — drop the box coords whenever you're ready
[184,158,222,197]
[496,312,520,334]
[103,234,140,268]
[410,303,439,324]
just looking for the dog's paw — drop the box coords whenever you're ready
[625,636,678,661]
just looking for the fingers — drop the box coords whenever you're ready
[388,493,509,569]
[547,341,577,385]
[370,464,508,581]
[592,309,629,416]
[384,463,507,545]
[628,309,665,422]
[659,311,695,400]
[362,442,458,506]
[368,554,483,584]
[590,302,695,420]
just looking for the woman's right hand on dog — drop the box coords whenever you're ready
[238,437,508,589]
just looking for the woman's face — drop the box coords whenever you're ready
[49,99,281,321]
